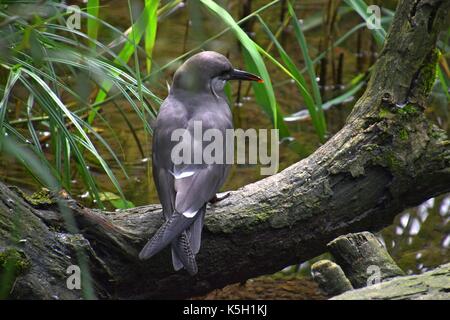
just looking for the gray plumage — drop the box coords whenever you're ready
[139,51,262,274]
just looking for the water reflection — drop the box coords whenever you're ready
[293,194,449,279]
[381,194,449,274]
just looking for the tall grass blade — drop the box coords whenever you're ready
[199,0,278,128]
[0,68,21,145]
[145,0,159,75]
[90,4,154,124]
[287,1,326,141]
[87,0,100,49]
[257,15,325,140]
[285,74,366,121]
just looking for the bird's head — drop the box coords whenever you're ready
[172,51,263,95]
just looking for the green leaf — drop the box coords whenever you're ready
[98,191,134,209]
[110,199,135,209]
[87,0,100,49]
[287,1,326,141]
[0,68,22,145]
[257,15,325,141]
[144,0,159,74]
[2,133,60,189]
[199,0,308,155]
[199,0,278,128]
[90,3,154,124]
[285,74,366,121]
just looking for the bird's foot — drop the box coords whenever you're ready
[209,192,231,204]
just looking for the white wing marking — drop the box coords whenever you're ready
[182,209,198,218]
[170,170,195,179]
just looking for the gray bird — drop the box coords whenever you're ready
[139,51,262,275]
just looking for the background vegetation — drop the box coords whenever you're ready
[0,0,448,299]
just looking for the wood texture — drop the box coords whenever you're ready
[0,0,449,299]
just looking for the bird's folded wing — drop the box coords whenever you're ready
[153,165,175,219]
[138,212,195,260]
[173,164,226,215]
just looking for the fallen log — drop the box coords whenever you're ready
[328,232,405,288]
[0,0,449,299]
[332,262,450,300]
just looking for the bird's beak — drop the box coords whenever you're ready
[229,69,264,83]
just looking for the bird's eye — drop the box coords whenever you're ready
[218,69,232,80]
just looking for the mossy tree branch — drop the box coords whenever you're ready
[0,0,449,299]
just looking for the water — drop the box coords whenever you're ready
[382,194,449,274]
[0,0,448,278]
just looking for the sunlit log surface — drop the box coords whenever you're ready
[328,232,405,288]
[0,0,449,299]
[332,262,450,300]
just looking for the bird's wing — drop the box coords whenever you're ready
[187,205,206,254]
[138,211,195,260]
[173,163,225,215]
[171,144,228,257]
[151,98,188,217]
[173,109,231,215]
[152,163,175,219]
[139,164,220,262]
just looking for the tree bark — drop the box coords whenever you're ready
[0,0,449,299]
[328,232,405,288]
[311,260,353,296]
[332,262,450,300]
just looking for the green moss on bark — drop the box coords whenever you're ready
[399,128,409,140]
[0,249,30,273]
[9,186,57,208]
[413,48,439,99]
[396,104,419,117]
[0,248,31,298]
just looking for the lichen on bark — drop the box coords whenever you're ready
[0,248,31,298]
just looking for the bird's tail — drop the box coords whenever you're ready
[171,232,198,275]
[170,205,206,275]
[139,212,195,260]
